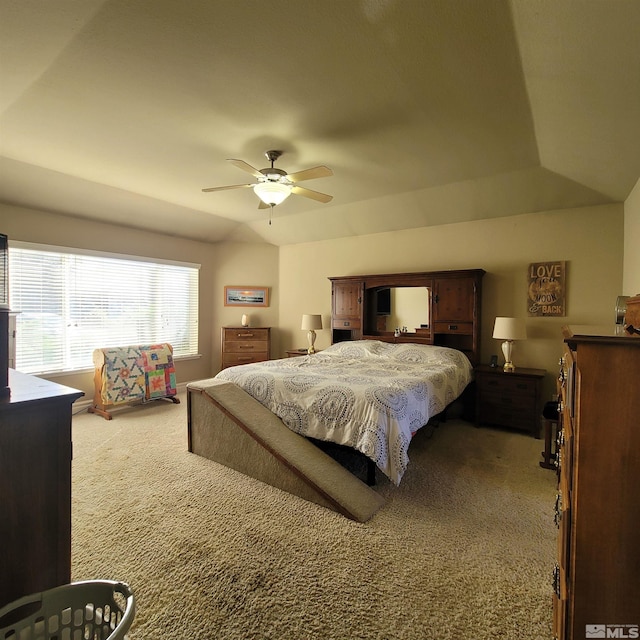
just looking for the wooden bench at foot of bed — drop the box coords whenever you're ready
[186,379,385,522]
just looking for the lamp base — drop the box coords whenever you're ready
[307,330,317,354]
[501,340,515,373]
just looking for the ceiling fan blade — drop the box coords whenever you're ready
[228,158,264,179]
[286,165,333,183]
[291,185,333,203]
[201,183,253,193]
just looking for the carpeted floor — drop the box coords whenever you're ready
[71,393,557,639]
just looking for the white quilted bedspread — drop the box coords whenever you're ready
[215,340,473,484]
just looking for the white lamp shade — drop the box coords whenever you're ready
[493,317,527,341]
[301,314,323,330]
[253,182,291,206]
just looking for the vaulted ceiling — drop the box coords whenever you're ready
[1,0,639,246]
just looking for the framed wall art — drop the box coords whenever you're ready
[527,261,566,317]
[224,286,269,307]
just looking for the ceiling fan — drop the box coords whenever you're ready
[202,150,333,218]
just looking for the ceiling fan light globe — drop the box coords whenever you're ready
[253,182,291,206]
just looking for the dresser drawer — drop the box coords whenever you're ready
[223,352,268,367]
[223,328,270,342]
[556,471,571,573]
[558,400,573,481]
[552,592,567,640]
[223,340,268,353]
[433,321,473,335]
[332,317,362,330]
[477,399,536,431]
[476,373,538,397]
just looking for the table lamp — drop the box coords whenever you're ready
[492,317,527,372]
[301,314,323,354]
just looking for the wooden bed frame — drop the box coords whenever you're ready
[187,268,484,519]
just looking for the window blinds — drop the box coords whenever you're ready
[9,243,199,375]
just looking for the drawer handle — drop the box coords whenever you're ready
[516,383,528,389]
[237,332,254,337]
[554,492,563,528]
[449,324,458,330]
[343,321,351,327]
[239,346,255,349]
[552,564,560,598]
[238,356,254,361]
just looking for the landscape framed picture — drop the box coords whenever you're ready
[224,286,269,307]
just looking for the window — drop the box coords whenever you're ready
[9,242,199,375]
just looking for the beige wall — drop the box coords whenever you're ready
[211,242,280,369]
[2,204,281,399]
[1,204,213,398]
[624,177,640,294]
[279,204,624,400]
[2,201,626,404]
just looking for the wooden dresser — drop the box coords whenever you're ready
[221,327,270,369]
[0,369,83,607]
[553,326,640,640]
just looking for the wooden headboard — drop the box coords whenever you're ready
[329,269,485,366]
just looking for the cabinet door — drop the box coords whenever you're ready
[433,277,476,322]
[332,281,363,328]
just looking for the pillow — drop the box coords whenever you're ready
[390,342,472,368]
[321,340,391,358]
[323,340,470,368]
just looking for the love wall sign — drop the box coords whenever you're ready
[527,261,566,317]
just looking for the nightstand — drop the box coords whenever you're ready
[475,365,546,438]
[285,349,322,357]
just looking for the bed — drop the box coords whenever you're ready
[214,340,473,485]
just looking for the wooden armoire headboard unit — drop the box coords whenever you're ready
[329,269,485,366]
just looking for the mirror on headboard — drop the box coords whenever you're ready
[365,286,430,335]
